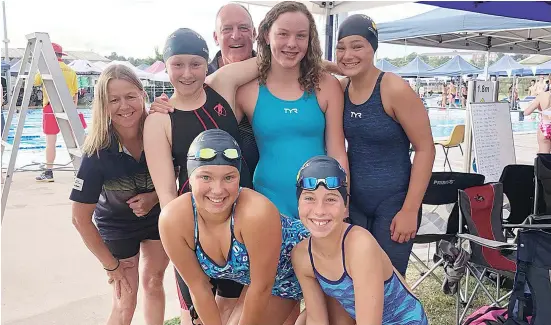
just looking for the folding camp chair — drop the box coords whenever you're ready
[409,171,485,290]
[499,165,542,238]
[528,154,551,225]
[456,182,518,324]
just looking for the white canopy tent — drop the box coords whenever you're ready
[104,60,153,80]
[68,59,102,75]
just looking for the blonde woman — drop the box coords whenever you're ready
[70,64,169,325]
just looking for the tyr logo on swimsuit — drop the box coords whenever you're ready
[284,108,298,114]
[351,111,362,118]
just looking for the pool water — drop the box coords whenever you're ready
[1,108,538,167]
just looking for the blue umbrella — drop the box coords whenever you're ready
[418,1,551,23]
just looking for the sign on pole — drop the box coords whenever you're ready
[474,81,494,103]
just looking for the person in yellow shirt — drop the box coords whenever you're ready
[34,43,80,182]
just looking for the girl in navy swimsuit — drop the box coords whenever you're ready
[292,156,428,325]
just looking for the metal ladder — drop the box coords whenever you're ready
[1,32,85,220]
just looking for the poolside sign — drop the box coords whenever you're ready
[473,81,494,103]
[469,102,516,182]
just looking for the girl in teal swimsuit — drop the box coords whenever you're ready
[292,156,429,325]
[159,129,309,325]
[235,1,349,219]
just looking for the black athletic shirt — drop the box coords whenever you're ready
[170,84,253,195]
[69,131,160,240]
[207,51,259,180]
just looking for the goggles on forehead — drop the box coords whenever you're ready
[297,176,347,191]
[188,148,240,161]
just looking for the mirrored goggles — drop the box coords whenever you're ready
[298,176,346,190]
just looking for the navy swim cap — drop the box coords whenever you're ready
[187,129,242,177]
[337,14,378,52]
[296,156,348,205]
[163,28,209,62]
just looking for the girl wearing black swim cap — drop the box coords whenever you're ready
[324,14,435,277]
[159,130,309,325]
[144,27,262,324]
[292,156,429,325]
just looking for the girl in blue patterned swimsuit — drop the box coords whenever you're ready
[291,156,428,325]
[159,129,309,325]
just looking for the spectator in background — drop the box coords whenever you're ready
[461,82,468,108]
[536,75,546,95]
[34,43,83,182]
[528,79,538,96]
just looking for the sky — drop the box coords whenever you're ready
[2,0,460,60]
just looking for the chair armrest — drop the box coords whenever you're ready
[502,223,551,229]
[457,233,517,251]
[530,214,551,221]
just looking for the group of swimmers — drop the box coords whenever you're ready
[69,1,435,324]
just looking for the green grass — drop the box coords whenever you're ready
[164,317,180,325]
[164,263,510,325]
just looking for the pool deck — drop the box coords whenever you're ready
[1,133,539,325]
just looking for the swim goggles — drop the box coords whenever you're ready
[297,176,347,190]
[187,148,240,161]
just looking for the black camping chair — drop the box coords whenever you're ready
[499,165,542,238]
[409,171,485,290]
[527,154,551,225]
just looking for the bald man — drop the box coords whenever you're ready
[209,3,259,183]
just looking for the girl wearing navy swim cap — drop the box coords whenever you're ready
[325,14,435,276]
[159,130,309,325]
[292,156,429,325]
[144,27,262,325]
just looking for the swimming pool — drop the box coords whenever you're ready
[1,108,538,167]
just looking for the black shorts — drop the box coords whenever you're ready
[104,227,161,259]
[175,268,243,310]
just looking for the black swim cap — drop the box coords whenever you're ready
[187,129,242,177]
[296,156,348,205]
[337,14,378,52]
[163,28,209,62]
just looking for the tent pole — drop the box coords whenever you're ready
[463,80,476,172]
[324,8,334,61]
[2,1,11,106]
[483,51,490,81]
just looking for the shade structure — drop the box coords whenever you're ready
[378,8,551,55]
[394,57,433,77]
[533,60,551,75]
[145,61,165,74]
[488,55,533,76]
[68,59,103,75]
[418,1,551,23]
[375,59,399,72]
[428,55,483,76]
[105,60,153,79]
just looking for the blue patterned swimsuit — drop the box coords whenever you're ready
[192,189,310,300]
[308,225,429,324]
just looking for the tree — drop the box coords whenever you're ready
[105,48,164,66]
